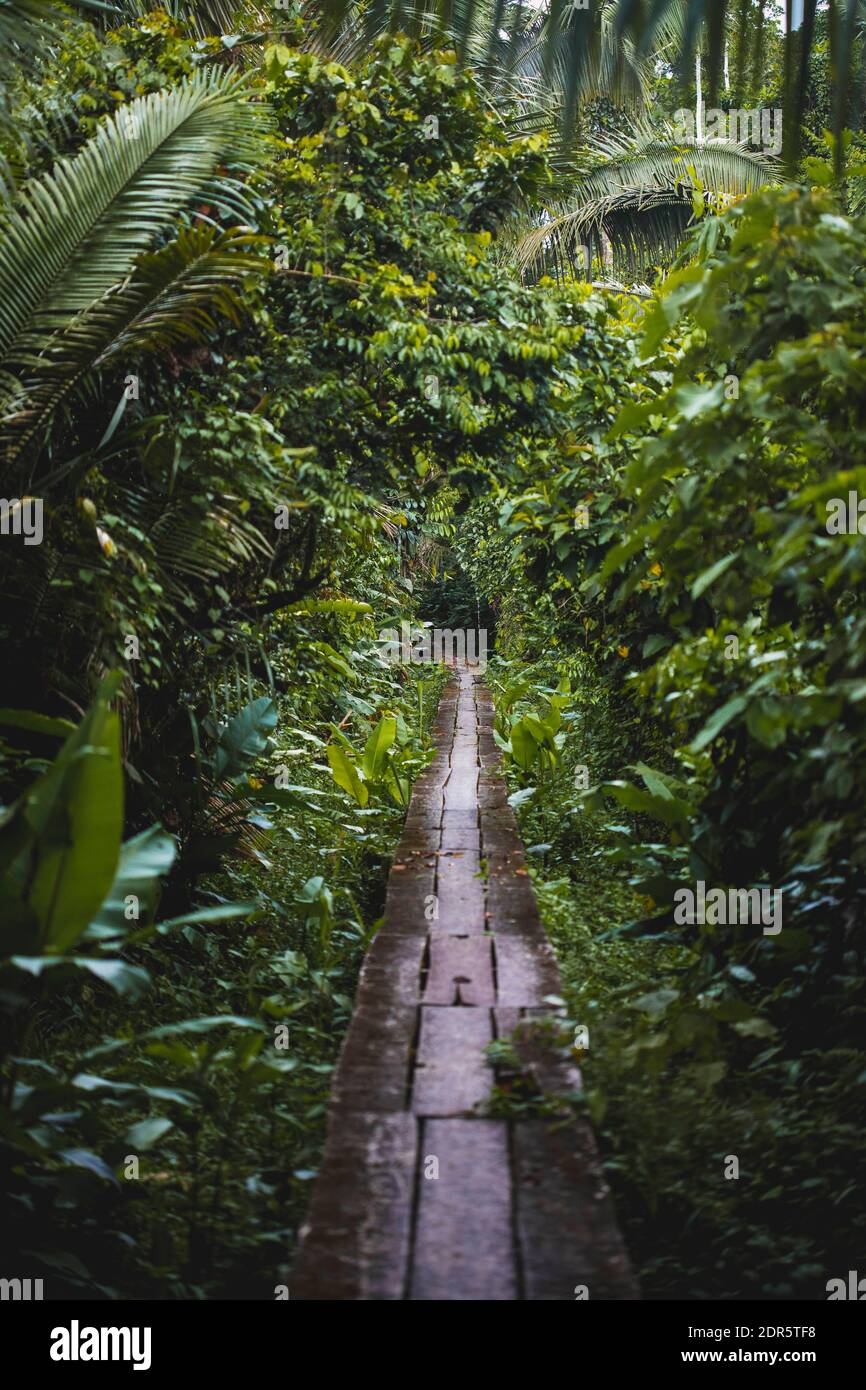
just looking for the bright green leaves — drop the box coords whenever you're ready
[362,715,397,782]
[87,827,177,942]
[583,763,693,830]
[0,680,255,975]
[294,875,336,963]
[327,744,369,807]
[326,713,414,807]
[492,680,570,777]
[2,673,124,952]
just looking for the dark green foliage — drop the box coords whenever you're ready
[1,1,864,1303]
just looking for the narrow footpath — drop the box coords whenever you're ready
[292,668,638,1300]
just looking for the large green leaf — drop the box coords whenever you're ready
[86,826,177,941]
[2,674,125,951]
[326,744,369,806]
[0,708,76,737]
[213,697,278,781]
[689,695,749,754]
[510,716,540,771]
[361,715,397,782]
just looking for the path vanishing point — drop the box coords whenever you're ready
[292,667,638,1300]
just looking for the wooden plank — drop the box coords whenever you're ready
[361,932,426,988]
[330,1001,417,1112]
[412,764,451,794]
[486,848,527,878]
[479,804,518,830]
[412,1007,493,1115]
[409,1119,516,1301]
[494,935,562,1006]
[443,765,477,813]
[292,1110,417,1300]
[514,1119,640,1301]
[485,875,544,937]
[401,807,442,835]
[424,934,494,1005]
[435,848,486,932]
[481,829,523,858]
[439,813,480,851]
[478,778,507,810]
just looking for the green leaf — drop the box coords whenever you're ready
[690,551,739,600]
[361,715,396,782]
[23,676,125,951]
[285,598,372,619]
[510,717,539,771]
[59,1148,118,1185]
[145,1015,261,1039]
[632,987,679,1018]
[326,745,369,806]
[126,1117,173,1150]
[87,826,176,939]
[689,696,748,754]
[0,709,76,737]
[75,958,151,998]
[213,697,278,781]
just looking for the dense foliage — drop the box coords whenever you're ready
[459,182,866,1297]
[1,2,863,1301]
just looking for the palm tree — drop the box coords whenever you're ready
[516,121,778,281]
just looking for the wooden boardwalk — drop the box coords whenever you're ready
[292,668,638,1300]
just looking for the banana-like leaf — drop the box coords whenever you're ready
[326,744,369,806]
[86,826,177,940]
[361,715,397,782]
[0,672,126,951]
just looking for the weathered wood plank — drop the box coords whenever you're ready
[443,765,478,813]
[435,848,486,932]
[361,931,426,986]
[424,934,495,1005]
[409,1119,516,1301]
[412,1007,493,1115]
[494,934,562,1006]
[485,874,544,937]
[293,1111,417,1300]
[330,1001,417,1112]
[514,1119,640,1301]
[439,813,480,851]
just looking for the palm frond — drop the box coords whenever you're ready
[517,122,780,278]
[2,226,268,472]
[0,71,270,370]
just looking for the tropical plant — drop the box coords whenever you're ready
[516,120,779,278]
[0,69,271,475]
